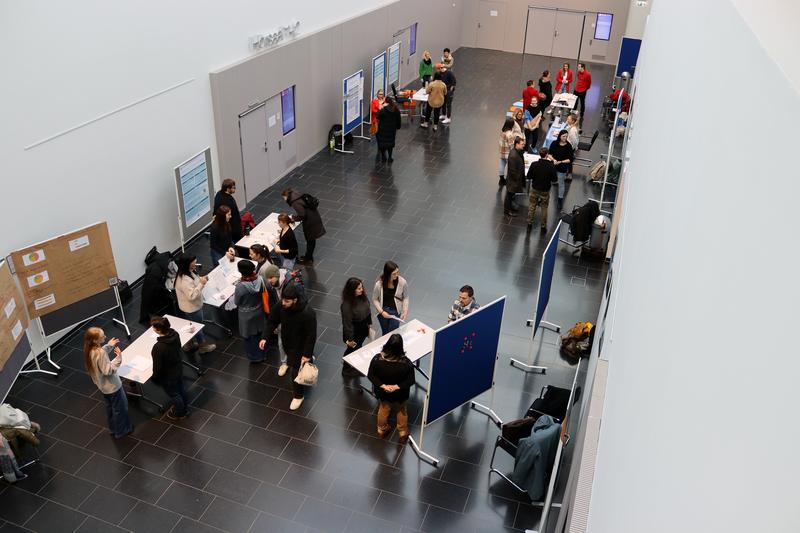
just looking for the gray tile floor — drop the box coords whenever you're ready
[2,48,613,533]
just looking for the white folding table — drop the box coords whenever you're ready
[235,212,300,253]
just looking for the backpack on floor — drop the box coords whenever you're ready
[588,160,606,182]
[560,321,594,359]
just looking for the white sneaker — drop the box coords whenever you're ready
[289,398,304,410]
[433,125,438,131]
[278,364,288,377]
[442,117,451,124]
[420,122,428,129]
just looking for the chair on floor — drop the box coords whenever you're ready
[573,130,599,168]
[391,83,414,123]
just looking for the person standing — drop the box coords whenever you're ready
[526,148,558,232]
[566,113,580,150]
[249,244,272,280]
[419,50,433,86]
[369,89,385,143]
[498,118,515,188]
[447,285,480,323]
[282,188,325,266]
[439,65,457,124]
[372,261,409,335]
[150,316,189,420]
[262,263,288,376]
[548,130,574,210]
[522,80,539,112]
[504,136,526,217]
[174,253,216,353]
[367,334,415,443]
[573,63,592,120]
[441,48,454,69]
[421,72,447,131]
[555,63,574,93]
[83,327,133,438]
[234,260,266,364]
[538,71,553,117]
[512,108,524,139]
[259,283,317,410]
[209,205,236,266]
[340,277,373,377]
[523,99,542,153]
[376,97,402,163]
[214,179,242,243]
[273,214,298,270]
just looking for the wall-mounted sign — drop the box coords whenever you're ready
[250,20,300,52]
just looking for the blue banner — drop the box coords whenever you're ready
[534,221,561,333]
[342,70,363,135]
[425,297,506,425]
[372,52,386,105]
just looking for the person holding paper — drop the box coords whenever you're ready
[234,260,266,364]
[372,261,409,335]
[83,327,132,438]
[441,47,454,70]
[213,178,242,242]
[341,277,373,377]
[174,253,216,354]
[210,205,236,266]
[367,334,415,443]
[150,316,189,420]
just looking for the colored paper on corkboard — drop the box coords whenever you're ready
[0,261,29,371]
[8,222,118,319]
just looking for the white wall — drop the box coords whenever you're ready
[586,0,800,532]
[622,0,652,38]
[0,0,395,285]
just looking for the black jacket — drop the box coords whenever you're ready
[263,296,317,367]
[441,70,457,91]
[527,158,558,192]
[151,329,183,383]
[341,297,372,343]
[287,191,326,241]
[367,354,415,402]
[506,148,526,193]
[278,227,298,260]
[375,107,401,148]
[213,191,242,242]
[548,141,574,173]
[209,223,233,254]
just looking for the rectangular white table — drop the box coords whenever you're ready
[550,92,578,111]
[119,314,203,410]
[343,319,435,387]
[235,212,300,252]
[202,257,256,308]
[543,117,568,151]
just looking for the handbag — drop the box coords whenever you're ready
[294,361,319,387]
[370,120,379,135]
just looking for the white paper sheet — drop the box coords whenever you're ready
[128,355,151,371]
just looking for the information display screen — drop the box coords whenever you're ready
[409,23,418,56]
[595,13,613,41]
[281,86,296,135]
[178,153,211,227]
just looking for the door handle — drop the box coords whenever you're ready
[555,30,559,37]
[278,140,282,150]
[264,142,268,152]
[478,22,481,28]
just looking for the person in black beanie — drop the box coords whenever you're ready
[367,334,415,443]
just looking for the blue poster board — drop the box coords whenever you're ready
[425,297,506,425]
[616,37,642,77]
[342,70,363,135]
[371,52,386,110]
[533,220,561,334]
[387,41,401,90]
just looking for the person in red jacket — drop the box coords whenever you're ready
[573,63,592,120]
[609,88,631,113]
[522,80,539,111]
[555,63,573,93]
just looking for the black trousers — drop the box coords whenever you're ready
[304,239,316,261]
[504,190,518,213]
[423,105,441,125]
[574,90,587,117]
[443,93,454,117]
[525,128,539,153]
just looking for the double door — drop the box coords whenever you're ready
[238,94,297,203]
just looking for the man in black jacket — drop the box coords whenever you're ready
[526,148,558,232]
[258,283,317,410]
[150,316,189,420]
[505,136,526,217]
[282,187,326,266]
[439,65,457,124]
[214,178,242,243]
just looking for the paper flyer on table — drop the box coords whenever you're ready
[128,355,151,371]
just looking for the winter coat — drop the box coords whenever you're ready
[511,415,560,501]
[234,277,266,337]
[151,329,184,384]
[287,191,326,241]
[263,295,317,368]
[213,190,242,242]
[425,80,447,108]
[341,297,373,343]
[367,354,415,403]
[506,148,526,194]
[376,107,401,148]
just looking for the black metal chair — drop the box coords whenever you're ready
[391,83,414,122]
[574,130,599,168]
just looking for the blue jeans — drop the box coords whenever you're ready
[499,158,508,178]
[281,257,295,271]
[244,333,265,362]
[182,309,205,343]
[104,388,133,438]
[161,378,188,417]
[377,306,400,335]
[556,171,567,199]
[210,249,225,267]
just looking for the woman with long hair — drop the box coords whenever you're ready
[419,50,433,86]
[367,333,415,443]
[340,277,373,376]
[273,213,298,270]
[84,327,133,438]
[173,253,216,353]
[210,205,235,266]
[548,129,575,210]
[375,96,402,163]
[498,117,516,187]
[538,70,553,117]
[370,88,385,141]
[372,261,409,335]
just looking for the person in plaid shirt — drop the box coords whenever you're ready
[447,285,480,323]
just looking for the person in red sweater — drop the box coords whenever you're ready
[555,62,574,93]
[609,88,631,113]
[522,80,539,111]
[573,63,592,120]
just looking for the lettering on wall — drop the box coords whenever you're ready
[249,20,301,52]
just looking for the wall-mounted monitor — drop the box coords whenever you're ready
[595,13,613,41]
[281,86,296,135]
[410,23,418,56]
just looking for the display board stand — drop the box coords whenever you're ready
[174,148,214,251]
[336,71,369,155]
[511,221,563,374]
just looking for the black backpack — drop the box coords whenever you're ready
[299,193,320,210]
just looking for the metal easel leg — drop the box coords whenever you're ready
[407,435,439,467]
[20,318,60,376]
[112,284,132,339]
[470,401,502,428]
[509,358,547,374]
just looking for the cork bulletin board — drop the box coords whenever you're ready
[0,260,28,372]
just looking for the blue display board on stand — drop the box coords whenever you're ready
[616,37,642,77]
[342,70,364,135]
[387,42,401,90]
[372,52,386,101]
[424,297,506,425]
[533,221,561,335]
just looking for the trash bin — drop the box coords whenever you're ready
[589,215,611,252]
